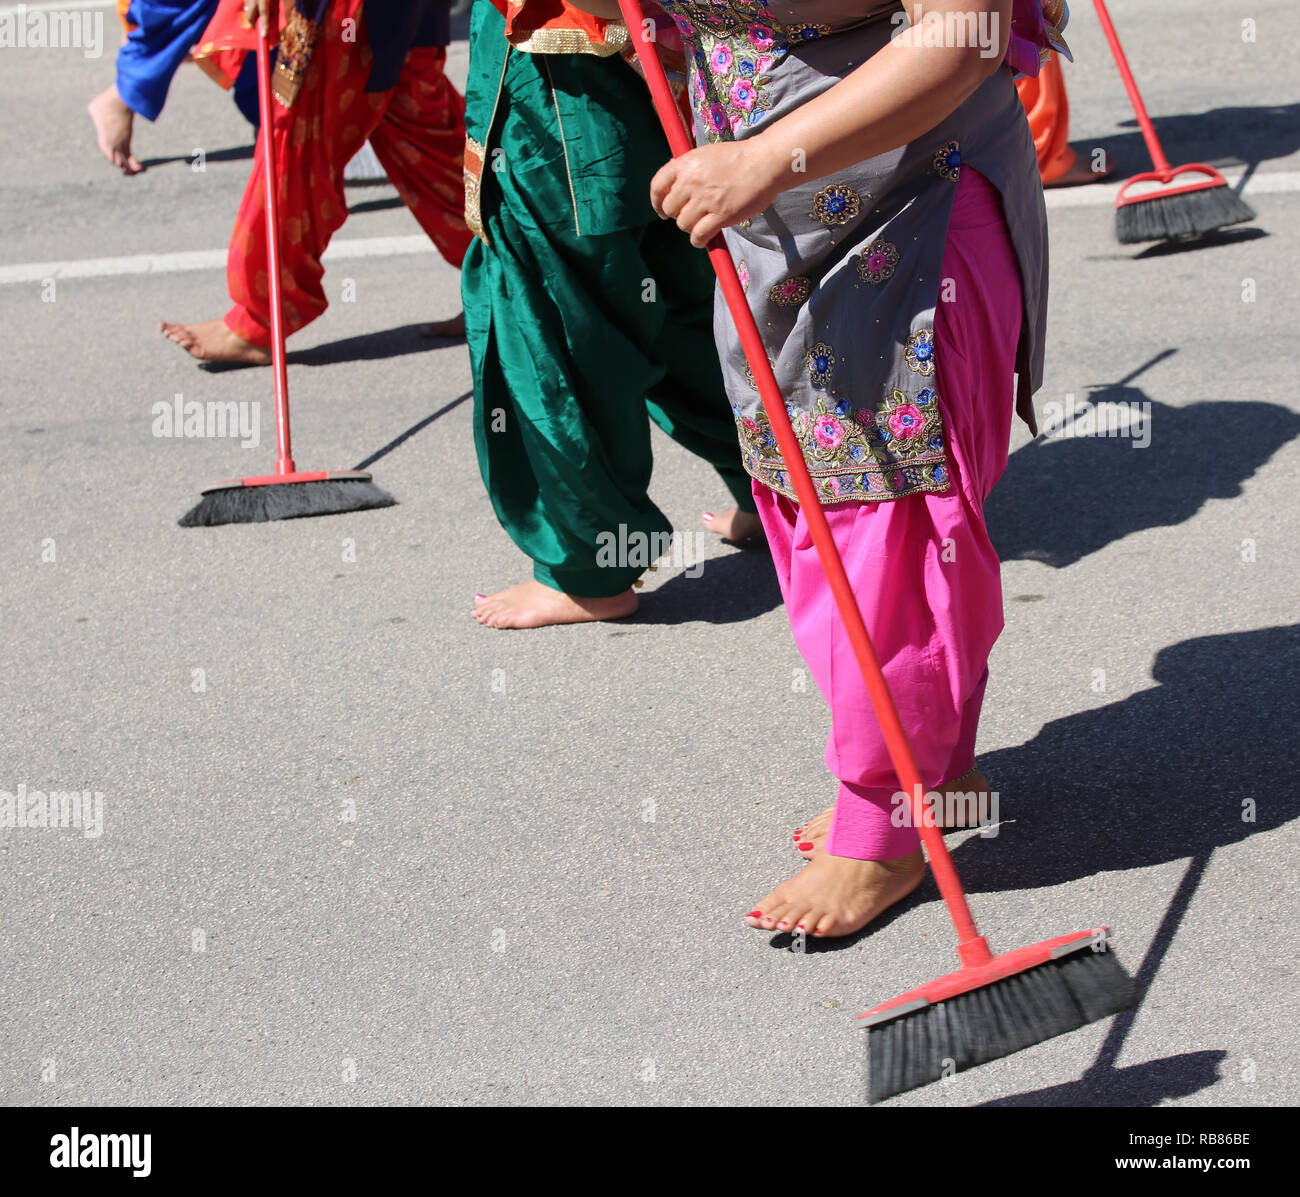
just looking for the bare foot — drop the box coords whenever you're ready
[1045,157,1113,188]
[419,311,466,338]
[471,580,637,630]
[793,768,993,857]
[745,848,926,938]
[88,86,144,175]
[702,508,763,541]
[159,319,272,365]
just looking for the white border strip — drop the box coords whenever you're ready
[0,173,1295,288]
[1043,169,1300,209]
[0,234,433,285]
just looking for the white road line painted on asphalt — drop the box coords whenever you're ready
[1,172,1296,287]
[0,235,432,285]
[1042,169,1300,208]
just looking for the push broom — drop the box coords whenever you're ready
[616,0,1137,1102]
[1093,0,1255,245]
[179,18,395,527]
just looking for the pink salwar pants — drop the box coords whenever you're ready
[754,166,1023,861]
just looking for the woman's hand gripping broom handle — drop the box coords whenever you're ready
[255,20,296,475]
[616,0,991,965]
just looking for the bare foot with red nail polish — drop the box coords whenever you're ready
[701,508,763,541]
[471,580,637,630]
[745,849,925,939]
[160,319,271,365]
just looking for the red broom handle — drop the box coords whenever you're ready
[256,23,296,474]
[1091,0,1172,178]
[616,1,988,960]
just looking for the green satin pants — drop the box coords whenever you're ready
[460,1,753,598]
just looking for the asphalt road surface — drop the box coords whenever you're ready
[1,0,1297,1107]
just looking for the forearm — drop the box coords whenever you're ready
[747,3,1013,192]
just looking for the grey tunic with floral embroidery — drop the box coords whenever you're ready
[652,0,1061,504]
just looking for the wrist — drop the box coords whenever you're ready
[742,133,794,205]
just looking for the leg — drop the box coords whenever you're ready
[1016,51,1102,187]
[161,1,387,360]
[366,44,473,337]
[746,167,1022,936]
[464,16,703,628]
[463,216,662,626]
[633,218,760,541]
[90,0,221,173]
[367,46,474,271]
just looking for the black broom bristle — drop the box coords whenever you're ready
[1117,184,1255,245]
[179,479,396,527]
[865,947,1137,1103]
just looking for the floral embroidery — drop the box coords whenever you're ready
[811,184,861,227]
[732,384,949,504]
[656,1,829,142]
[743,356,778,390]
[874,386,943,460]
[933,139,962,181]
[905,328,936,375]
[812,412,846,450]
[769,276,811,307]
[737,258,749,292]
[856,239,898,285]
[806,342,835,388]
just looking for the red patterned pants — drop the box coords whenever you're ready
[224,18,472,347]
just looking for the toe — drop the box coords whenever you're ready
[759,899,791,931]
[811,911,839,938]
[793,910,820,935]
[773,902,807,932]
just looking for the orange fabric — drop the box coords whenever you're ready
[223,28,472,346]
[191,0,282,92]
[117,0,134,35]
[501,0,619,50]
[1015,50,1077,184]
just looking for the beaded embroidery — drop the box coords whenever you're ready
[811,184,861,227]
[933,139,962,181]
[806,342,835,388]
[905,328,936,375]
[856,239,898,285]
[769,276,812,307]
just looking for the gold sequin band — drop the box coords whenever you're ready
[464,136,488,247]
[511,22,629,57]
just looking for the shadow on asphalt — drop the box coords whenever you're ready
[952,624,1300,895]
[850,627,1294,1100]
[1070,102,1300,179]
[1130,226,1268,259]
[634,540,784,625]
[347,195,407,216]
[978,850,1224,1107]
[988,395,1300,568]
[139,143,254,170]
[285,323,465,366]
[354,390,473,470]
[979,1049,1228,1106]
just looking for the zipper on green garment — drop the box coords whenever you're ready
[541,56,582,238]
